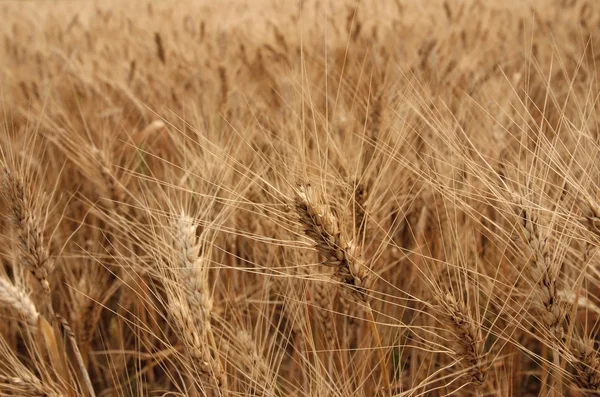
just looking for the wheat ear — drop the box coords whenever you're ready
[582,195,600,240]
[568,335,600,396]
[1,166,53,301]
[515,201,565,334]
[514,196,566,395]
[569,195,600,394]
[55,315,95,397]
[236,330,276,396]
[294,184,390,394]
[294,184,370,302]
[167,213,227,391]
[0,374,61,397]
[0,276,39,329]
[435,292,487,387]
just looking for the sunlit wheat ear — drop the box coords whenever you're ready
[1,166,53,300]
[167,213,226,389]
[435,292,487,387]
[0,277,39,330]
[294,184,371,303]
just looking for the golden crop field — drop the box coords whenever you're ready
[1,0,600,395]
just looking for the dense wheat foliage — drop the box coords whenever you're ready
[1,0,600,395]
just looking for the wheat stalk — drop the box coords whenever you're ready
[55,314,95,397]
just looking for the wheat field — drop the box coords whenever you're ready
[1,0,600,396]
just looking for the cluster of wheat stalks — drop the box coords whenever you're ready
[1,0,600,395]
